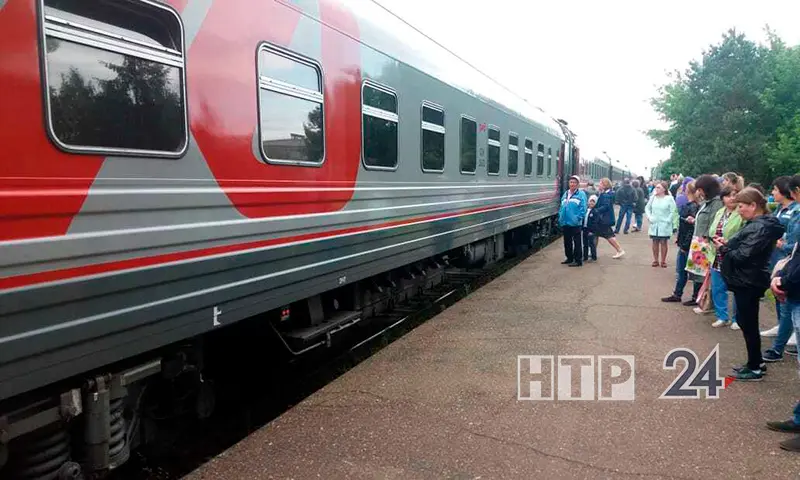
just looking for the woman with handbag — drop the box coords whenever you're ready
[706,187,744,328]
[761,176,800,361]
[686,175,724,313]
[716,187,785,381]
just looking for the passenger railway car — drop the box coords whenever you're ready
[0,0,573,477]
[577,154,636,187]
[577,155,610,186]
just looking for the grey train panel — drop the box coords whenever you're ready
[0,0,565,405]
[1,201,555,347]
[4,185,553,278]
[0,202,555,401]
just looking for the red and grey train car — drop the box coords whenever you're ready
[0,0,575,477]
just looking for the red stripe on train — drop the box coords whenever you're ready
[189,0,362,219]
[0,0,104,241]
[0,199,546,291]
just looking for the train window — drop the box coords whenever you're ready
[362,82,399,170]
[41,0,187,157]
[421,102,445,172]
[257,46,325,166]
[460,116,477,174]
[487,125,500,175]
[536,143,545,176]
[508,133,519,176]
[524,139,533,176]
[547,147,553,177]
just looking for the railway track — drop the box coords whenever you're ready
[110,232,557,480]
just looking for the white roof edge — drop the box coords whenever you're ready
[342,0,567,141]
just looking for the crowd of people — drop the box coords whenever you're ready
[558,171,800,452]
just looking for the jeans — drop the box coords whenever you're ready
[785,301,800,424]
[582,228,597,260]
[615,205,633,233]
[562,226,583,264]
[674,249,689,296]
[733,288,763,370]
[769,300,795,355]
[673,249,701,299]
[711,268,736,322]
[634,212,643,230]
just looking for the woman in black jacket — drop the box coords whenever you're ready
[715,187,785,381]
[662,181,700,303]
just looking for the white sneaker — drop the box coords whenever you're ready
[712,319,730,328]
[694,307,713,315]
[789,333,797,346]
[612,250,625,259]
[761,325,780,337]
[730,323,740,330]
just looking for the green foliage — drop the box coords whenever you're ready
[649,27,800,185]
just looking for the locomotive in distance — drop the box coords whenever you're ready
[0,0,613,477]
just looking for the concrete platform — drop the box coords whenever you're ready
[185,223,800,479]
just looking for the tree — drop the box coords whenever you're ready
[48,45,184,152]
[648,27,800,184]
[303,105,324,163]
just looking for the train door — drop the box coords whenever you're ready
[559,142,567,193]
[560,140,578,193]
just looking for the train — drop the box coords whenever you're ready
[0,0,585,477]
[577,154,638,187]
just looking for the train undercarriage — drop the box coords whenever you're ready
[0,217,556,480]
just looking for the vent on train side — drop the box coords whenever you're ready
[40,0,188,157]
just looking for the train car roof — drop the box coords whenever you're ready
[580,153,610,165]
[327,0,566,140]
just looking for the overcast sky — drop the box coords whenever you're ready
[373,0,800,177]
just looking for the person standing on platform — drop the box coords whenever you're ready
[662,181,701,304]
[717,187,785,381]
[675,176,694,210]
[582,195,599,263]
[645,181,678,267]
[584,181,598,199]
[765,232,800,451]
[614,178,636,234]
[631,179,647,232]
[761,176,800,361]
[687,175,724,315]
[637,176,649,202]
[669,174,682,197]
[706,186,744,329]
[721,172,745,192]
[559,175,587,267]
[595,178,626,259]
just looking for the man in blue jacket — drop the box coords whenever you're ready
[559,175,587,267]
[766,235,800,451]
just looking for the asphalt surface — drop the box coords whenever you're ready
[185,221,800,479]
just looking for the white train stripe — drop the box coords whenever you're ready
[3,190,554,248]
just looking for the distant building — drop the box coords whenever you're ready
[263,133,307,161]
